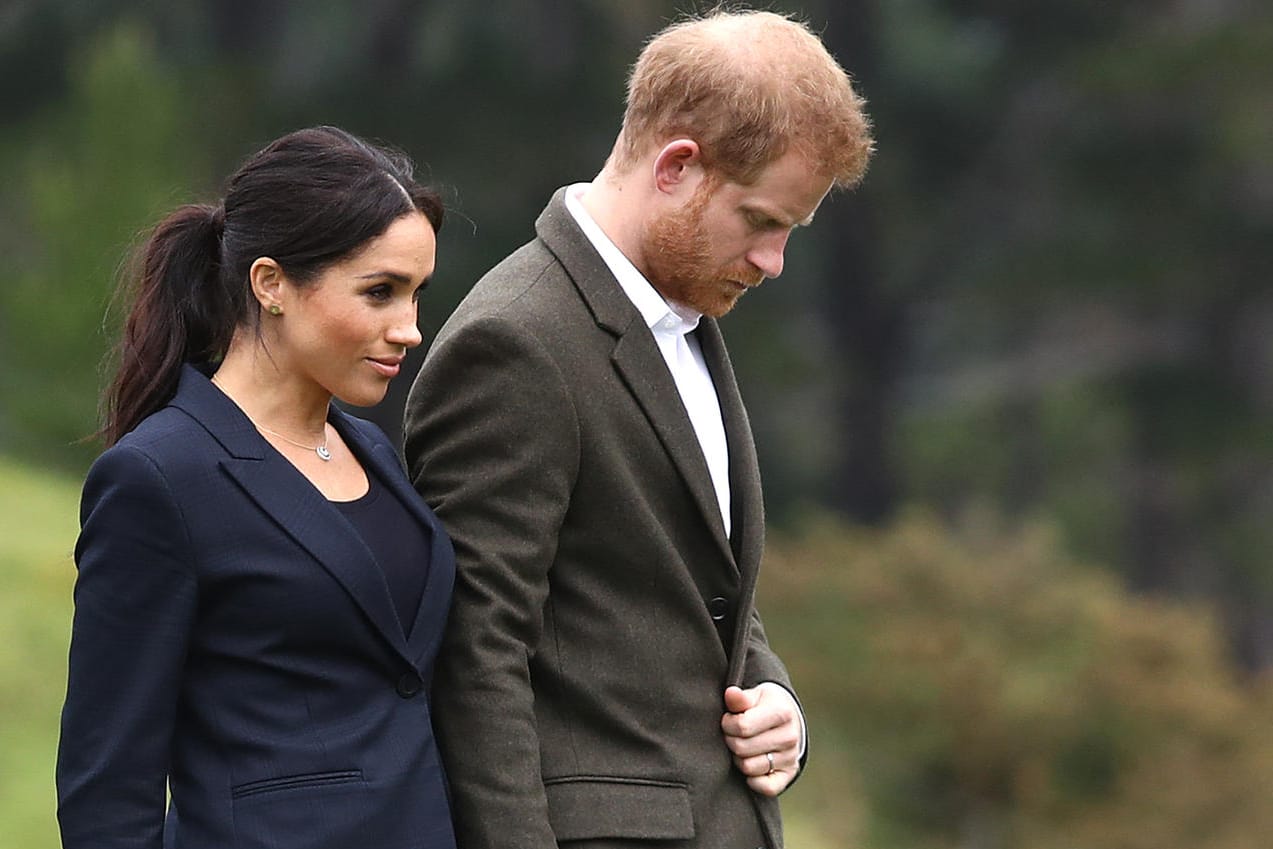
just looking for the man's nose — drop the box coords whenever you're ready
[748,231,790,279]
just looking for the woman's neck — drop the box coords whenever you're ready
[210,341,331,439]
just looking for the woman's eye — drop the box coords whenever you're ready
[366,285,393,302]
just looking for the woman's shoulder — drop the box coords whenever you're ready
[89,406,217,485]
[121,403,209,449]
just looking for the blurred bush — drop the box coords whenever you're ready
[762,509,1273,849]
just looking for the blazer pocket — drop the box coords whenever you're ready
[230,769,363,799]
[543,776,694,841]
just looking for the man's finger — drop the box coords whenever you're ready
[723,685,759,714]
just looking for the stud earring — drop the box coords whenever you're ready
[268,304,282,316]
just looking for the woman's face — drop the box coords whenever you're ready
[274,211,437,407]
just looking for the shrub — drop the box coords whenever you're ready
[762,508,1273,849]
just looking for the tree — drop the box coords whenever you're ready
[1,21,211,469]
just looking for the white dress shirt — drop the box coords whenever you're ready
[565,184,732,538]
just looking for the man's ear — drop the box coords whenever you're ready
[652,139,705,196]
[248,257,287,315]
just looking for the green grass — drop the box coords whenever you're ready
[0,456,79,849]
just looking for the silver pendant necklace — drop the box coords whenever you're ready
[253,422,332,461]
[209,375,331,460]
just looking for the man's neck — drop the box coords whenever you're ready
[579,169,647,275]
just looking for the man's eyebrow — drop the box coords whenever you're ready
[746,205,816,229]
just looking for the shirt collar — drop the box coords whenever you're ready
[564,183,700,336]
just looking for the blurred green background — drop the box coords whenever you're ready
[2,2,1271,847]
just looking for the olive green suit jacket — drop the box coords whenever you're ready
[404,188,798,849]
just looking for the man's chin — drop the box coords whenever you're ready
[700,291,744,319]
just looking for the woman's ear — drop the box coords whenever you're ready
[248,257,286,315]
[651,138,704,196]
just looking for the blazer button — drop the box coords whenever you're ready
[708,596,729,621]
[396,672,422,698]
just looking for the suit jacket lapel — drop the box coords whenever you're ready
[169,367,414,665]
[696,319,763,571]
[340,418,456,664]
[696,320,768,684]
[224,455,415,663]
[610,333,735,566]
[536,190,736,569]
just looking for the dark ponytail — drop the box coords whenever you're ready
[102,204,231,445]
[101,126,444,445]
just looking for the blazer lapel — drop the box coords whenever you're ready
[224,456,414,662]
[697,320,768,684]
[536,190,736,568]
[404,520,455,664]
[169,367,413,665]
[696,319,763,570]
[336,415,456,664]
[610,332,735,565]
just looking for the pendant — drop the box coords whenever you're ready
[316,445,332,461]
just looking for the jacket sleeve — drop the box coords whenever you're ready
[57,444,198,849]
[404,315,579,849]
[740,607,792,691]
[742,608,810,783]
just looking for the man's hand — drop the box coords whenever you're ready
[720,683,802,796]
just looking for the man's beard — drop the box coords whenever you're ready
[643,183,758,318]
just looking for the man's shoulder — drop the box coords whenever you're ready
[443,238,582,332]
[477,238,565,298]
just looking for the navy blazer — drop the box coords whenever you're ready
[57,365,457,849]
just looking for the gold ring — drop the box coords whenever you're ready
[765,752,775,775]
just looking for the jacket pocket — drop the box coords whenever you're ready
[231,769,363,799]
[543,775,694,841]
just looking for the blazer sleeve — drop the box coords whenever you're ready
[57,444,198,849]
[741,607,792,690]
[743,608,811,782]
[404,315,579,849]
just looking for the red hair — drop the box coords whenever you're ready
[614,10,873,188]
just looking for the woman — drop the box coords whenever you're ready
[56,126,456,849]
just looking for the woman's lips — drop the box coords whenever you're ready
[367,357,403,378]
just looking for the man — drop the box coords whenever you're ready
[405,9,872,848]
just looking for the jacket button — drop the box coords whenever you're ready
[708,596,729,621]
[396,672,422,698]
